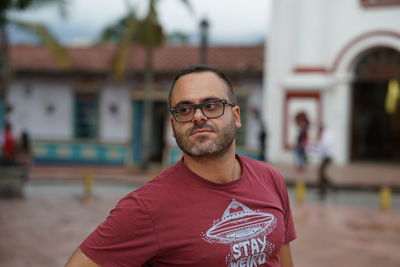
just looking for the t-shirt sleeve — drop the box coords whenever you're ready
[80,194,159,267]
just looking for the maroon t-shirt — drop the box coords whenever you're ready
[80,155,296,266]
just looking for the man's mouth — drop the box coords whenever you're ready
[189,125,214,136]
[191,129,212,136]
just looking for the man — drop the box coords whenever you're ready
[2,121,16,165]
[307,125,334,200]
[294,112,309,172]
[65,65,296,267]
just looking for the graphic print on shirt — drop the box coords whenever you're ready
[203,199,277,266]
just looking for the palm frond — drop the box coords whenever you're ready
[111,12,138,82]
[137,0,164,47]
[167,31,190,44]
[12,0,67,16]
[106,0,193,82]
[12,19,70,68]
[180,0,194,15]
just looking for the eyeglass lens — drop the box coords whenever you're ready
[174,101,226,122]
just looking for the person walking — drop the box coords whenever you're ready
[294,112,309,172]
[2,121,16,165]
[65,65,296,267]
[252,107,267,161]
[308,125,334,200]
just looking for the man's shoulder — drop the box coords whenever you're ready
[239,155,285,185]
[239,155,279,173]
[131,161,184,196]
[119,161,192,213]
[151,161,183,183]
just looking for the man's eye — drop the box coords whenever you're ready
[177,107,192,114]
[204,102,218,110]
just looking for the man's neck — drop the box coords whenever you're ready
[183,145,241,184]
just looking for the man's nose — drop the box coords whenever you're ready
[192,107,207,123]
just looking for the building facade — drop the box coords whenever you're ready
[265,0,400,165]
[7,44,265,166]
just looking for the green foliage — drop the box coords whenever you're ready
[137,0,164,47]
[1,0,67,21]
[167,31,190,45]
[12,20,70,67]
[100,0,192,82]
[111,11,138,82]
[99,0,165,47]
[0,0,69,76]
[99,11,139,44]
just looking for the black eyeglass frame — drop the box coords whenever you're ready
[170,99,235,123]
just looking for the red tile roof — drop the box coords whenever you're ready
[10,44,264,74]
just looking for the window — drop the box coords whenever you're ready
[74,92,99,139]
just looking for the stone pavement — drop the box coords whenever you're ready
[29,161,400,190]
[274,162,400,191]
[29,165,151,185]
[0,181,399,267]
[291,203,400,266]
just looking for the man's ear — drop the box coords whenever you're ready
[233,106,241,128]
[170,116,176,138]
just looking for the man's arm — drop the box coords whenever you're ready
[279,243,294,267]
[64,248,100,267]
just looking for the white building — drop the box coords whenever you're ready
[8,44,265,166]
[265,0,400,165]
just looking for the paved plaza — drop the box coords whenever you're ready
[0,179,399,267]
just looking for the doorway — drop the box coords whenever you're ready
[131,100,167,165]
[150,101,167,162]
[350,47,400,162]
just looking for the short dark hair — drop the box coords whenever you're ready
[168,64,236,107]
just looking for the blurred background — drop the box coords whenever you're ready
[0,0,399,266]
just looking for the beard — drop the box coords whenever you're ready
[172,119,236,160]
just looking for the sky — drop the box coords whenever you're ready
[9,0,272,46]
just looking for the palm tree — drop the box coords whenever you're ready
[100,0,192,169]
[167,31,190,45]
[0,0,69,121]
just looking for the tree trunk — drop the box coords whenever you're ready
[140,46,155,170]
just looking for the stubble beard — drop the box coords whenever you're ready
[173,119,236,160]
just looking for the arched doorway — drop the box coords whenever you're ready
[351,47,400,162]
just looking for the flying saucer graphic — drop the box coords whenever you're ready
[205,199,276,244]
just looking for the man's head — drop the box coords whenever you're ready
[169,64,236,108]
[169,65,241,160]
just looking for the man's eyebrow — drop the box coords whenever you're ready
[174,97,221,107]
[174,100,192,106]
[203,97,220,102]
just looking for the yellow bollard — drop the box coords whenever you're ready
[380,186,392,212]
[295,179,306,205]
[83,171,94,202]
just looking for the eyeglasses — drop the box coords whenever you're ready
[170,99,235,123]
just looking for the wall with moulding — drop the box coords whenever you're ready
[7,78,73,140]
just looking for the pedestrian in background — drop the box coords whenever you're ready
[2,121,16,165]
[307,125,334,200]
[294,111,309,172]
[252,107,267,161]
[17,129,32,172]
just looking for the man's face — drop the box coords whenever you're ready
[170,72,241,159]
